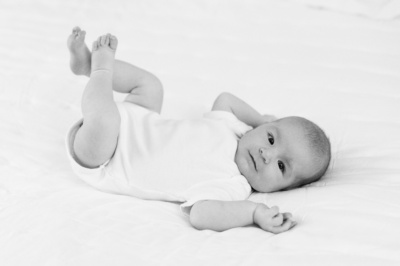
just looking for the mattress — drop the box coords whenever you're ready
[1,0,400,265]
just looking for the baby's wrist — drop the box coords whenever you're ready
[252,203,263,225]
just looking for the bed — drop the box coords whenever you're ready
[1,0,400,265]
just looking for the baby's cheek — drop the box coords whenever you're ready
[259,167,279,191]
[235,152,250,173]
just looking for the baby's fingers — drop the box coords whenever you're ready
[268,206,280,217]
[262,114,277,123]
[270,210,292,227]
[271,213,283,226]
[271,212,293,227]
[272,218,297,234]
[282,212,292,220]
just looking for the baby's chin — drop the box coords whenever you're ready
[237,167,267,193]
[250,183,272,193]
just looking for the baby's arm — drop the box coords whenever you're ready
[190,200,296,233]
[212,92,275,127]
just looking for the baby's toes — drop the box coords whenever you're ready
[77,30,86,41]
[100,35,108,46]
[92,40,99,51]
[72,26,80,35]
[109,35,118,50]
[96,36,102,46]
[105,34,111,46]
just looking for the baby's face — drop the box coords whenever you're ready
[235,118,320,192]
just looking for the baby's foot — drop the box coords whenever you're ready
[91,34,118,73]
[67,26,91,76]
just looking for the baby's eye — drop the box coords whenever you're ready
[278,160,285,173]
[268,133,274,145]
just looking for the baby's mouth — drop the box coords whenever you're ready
[249,152,257,171]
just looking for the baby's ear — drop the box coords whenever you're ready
[261,114,277,124]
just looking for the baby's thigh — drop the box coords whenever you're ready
[73,112,121,168]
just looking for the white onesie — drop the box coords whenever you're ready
[66,102,252,214]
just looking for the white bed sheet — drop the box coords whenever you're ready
[1,0,400,265]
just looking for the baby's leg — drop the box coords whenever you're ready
[73,34,120,168]
[68,27,163,113]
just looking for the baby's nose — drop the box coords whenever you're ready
[259,148,271,164]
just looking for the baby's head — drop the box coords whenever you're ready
[235,116,331,192]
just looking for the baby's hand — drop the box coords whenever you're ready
[261,114,277,124]
[253,204,297,233]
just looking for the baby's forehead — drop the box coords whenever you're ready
[271,118,308,141]
[275,116,307,129]
[272,117,330,182]
[271,119,318,166]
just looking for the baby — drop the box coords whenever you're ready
[66,27,331,233]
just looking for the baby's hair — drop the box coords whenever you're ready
[278,116,331,188]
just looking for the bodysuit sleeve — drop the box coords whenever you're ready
[180,175,252,215]
[203,111,253,138]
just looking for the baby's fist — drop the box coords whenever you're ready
[253,204,296,233]
[261,114,277,123]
